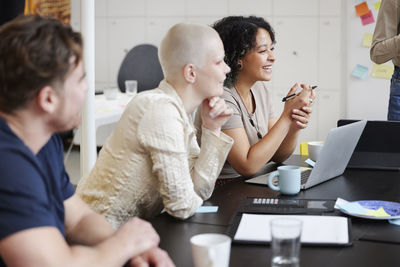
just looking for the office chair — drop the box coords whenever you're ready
[117,44,164,93]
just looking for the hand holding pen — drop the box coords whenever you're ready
[282,85,317,102]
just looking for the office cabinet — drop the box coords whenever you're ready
[146,17,185,46]
[147,0,185,16]
[273,18,319,88]
[273,0,319,16]
[319,0,341,16]
[319,17,341,90]
[95,0,107,17]
[108,0,146,17]
[108,18,146,85]
[187,0,228,16]
[228,0,272,16]
[185,16,221,26]
[317,91,340,139]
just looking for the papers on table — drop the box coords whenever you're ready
[196,206,218,213]
[234,214,349,245]
[305,158,315,167]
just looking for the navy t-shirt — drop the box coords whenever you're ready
[0,117,75,266]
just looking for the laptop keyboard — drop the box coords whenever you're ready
[301,169,312,185]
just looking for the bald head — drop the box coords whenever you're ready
[159,23,221,80]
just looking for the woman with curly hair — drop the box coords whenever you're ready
[195,16,315,180]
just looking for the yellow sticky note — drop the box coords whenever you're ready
[372,64,394,79]
[362,33,373,48]
[366,207,390,217]
[374,1,381,10]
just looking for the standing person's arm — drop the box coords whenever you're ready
[370,0,400,64]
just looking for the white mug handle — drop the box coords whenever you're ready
[268,171,280,191]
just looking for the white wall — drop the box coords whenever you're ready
[71,0,346,148]
[346,0,390,120]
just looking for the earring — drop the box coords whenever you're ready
[237,63,242,70]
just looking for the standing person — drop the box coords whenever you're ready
[77,23,233,227]
[0,15,174,267]
[370,0,400,121]
[195,16,315,180]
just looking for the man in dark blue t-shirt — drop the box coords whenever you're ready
[0,15,173,267]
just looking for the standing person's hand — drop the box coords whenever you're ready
[201,96,233,135]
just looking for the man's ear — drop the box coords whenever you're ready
[36,86,59,114]
[183,63,196,83]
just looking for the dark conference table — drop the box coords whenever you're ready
[149,156,400,267]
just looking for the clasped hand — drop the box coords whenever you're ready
[283,83,316,129]
[201,96,233,135]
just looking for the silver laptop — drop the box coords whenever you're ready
[246,120,367,189]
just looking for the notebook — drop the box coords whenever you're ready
[229,213,351,246]
[246,120,367,189]
[337,120,400,170]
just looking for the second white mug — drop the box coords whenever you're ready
[190,233,231,267]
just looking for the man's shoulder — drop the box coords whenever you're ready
[0,128,52,187]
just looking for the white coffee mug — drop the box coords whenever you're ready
[190,233,231,267]
[268,166,301,195]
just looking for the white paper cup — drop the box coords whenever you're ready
[308,141,324,162]
[190,233,231,267]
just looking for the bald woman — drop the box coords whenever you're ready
[77,23,233,227]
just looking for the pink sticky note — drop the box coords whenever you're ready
[361,10,375,25]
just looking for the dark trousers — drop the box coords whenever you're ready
[388,66,400,121]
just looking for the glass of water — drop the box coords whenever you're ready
[270,218,302,267]
[125,80,137,96]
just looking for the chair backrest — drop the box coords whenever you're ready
[117,44,164,93]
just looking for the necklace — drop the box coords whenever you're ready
[233,85,262,139]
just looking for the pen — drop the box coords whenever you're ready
[282,85,317,102]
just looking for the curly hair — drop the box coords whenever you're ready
[212,16,275,88]
[0,15,82,114]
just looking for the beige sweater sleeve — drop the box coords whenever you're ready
[370,0,400,65]
[137,100,233,219]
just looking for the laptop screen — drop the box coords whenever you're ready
[337,120,400,153]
